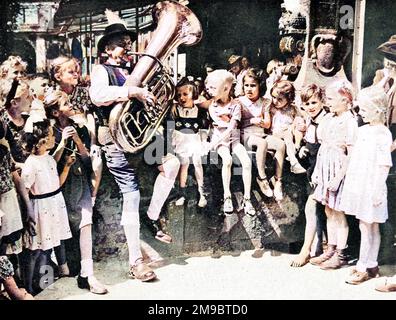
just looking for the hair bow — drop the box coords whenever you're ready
[24,113,46,133]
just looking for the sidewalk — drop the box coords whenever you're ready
[36,249,396,300]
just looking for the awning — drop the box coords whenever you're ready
[51,0,159,35]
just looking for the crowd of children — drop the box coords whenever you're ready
[1,30,396,298]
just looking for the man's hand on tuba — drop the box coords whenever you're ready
[128,86,156,106]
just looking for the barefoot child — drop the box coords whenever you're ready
[290,84,328,267]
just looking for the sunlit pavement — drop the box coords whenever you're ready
[36,249,396,300]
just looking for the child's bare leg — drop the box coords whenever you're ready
[247,135,268,179]
[310,205,336,265]
[291,194,317,267]
[334,210,349,250]
[192,154,207,207]
[319,207,349,269]
[325,206,337,247]
[266,135,286,200]
[91,170,102,202]
[266,135,285,180]
[179,161,189,188]
[175,156,189,205]
[192,154,204,191]
[232,143,252,198]
[279,130,298,164]
[217,146,233,198]
[294,129,304,151]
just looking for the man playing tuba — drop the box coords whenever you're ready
[89,9,178,282]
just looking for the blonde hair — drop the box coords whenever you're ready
[358,85,388,122]
[0,56,27,80]
[205,69,234,87]
[50,56,80,84]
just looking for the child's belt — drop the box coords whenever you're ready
[29,187,62,199]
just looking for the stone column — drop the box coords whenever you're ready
[36,35,46,73]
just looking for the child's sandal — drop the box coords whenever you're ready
[128,261,157,282]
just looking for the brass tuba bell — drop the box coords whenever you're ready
[108,0,202,153]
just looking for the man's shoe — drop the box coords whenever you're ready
[256,177,273,198]
[223,197,233,213]
[128,260,157,282]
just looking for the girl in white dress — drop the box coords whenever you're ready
[341,86,393,285]
[205,70,255,216]
[20,117,72,294]
[310,82,358,270]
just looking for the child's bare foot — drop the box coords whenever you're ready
[290,252,310,267]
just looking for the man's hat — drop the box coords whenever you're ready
[97,9,137,53]
[377,35,396,61]
[228,55,242,66]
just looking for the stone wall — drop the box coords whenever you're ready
[90,152,309,262]
[84,150,396,268]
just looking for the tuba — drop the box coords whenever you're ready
[108,0,202,153]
